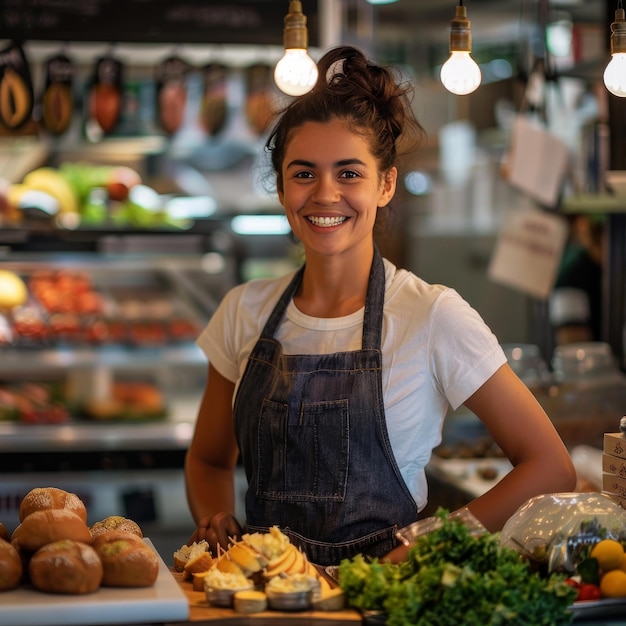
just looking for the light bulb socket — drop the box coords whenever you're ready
[610,8,626,55]
[449,4,472,53]
[283,0,309,50]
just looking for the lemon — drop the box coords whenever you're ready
[0,269,28,309]
[600,569,626,598]
[591,539,625,572]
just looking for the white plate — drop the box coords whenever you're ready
[0,539,189,626]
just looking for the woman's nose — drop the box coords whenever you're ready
[311,175,340,204]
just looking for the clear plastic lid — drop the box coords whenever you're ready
[552,342,625,385]
[499,492,626,573]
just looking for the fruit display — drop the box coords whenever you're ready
[3,162,194,229]
[565,538,626,601]
[0,267,202,350]
[172,525,346,613]
[499,491,626,609]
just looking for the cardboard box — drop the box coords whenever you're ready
[602,491,626,511]
[602,472,626,499]
[604,433,626,460]
[602,453,626,478]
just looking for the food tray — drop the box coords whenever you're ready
[0,539,189,626]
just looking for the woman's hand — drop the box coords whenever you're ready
[188,511,243,554]
[382,543,410,564]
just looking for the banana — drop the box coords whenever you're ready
[7,183,30,209]
[0,67,32,130]
[22,168,78,214]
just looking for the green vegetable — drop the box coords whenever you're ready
[338,510,578,626]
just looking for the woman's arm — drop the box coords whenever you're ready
[384,363,576,563]
[462,363,577,531]
[185,363,243,551]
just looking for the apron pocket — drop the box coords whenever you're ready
[257,398,349,502]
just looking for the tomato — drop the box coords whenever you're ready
[577,583,602,602]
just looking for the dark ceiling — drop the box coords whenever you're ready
[370,0,608,45]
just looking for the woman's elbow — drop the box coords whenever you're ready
[553,452,578,492]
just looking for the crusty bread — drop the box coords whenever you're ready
[29,540,103,594]
[12,509,93,553]
[173,540,210,573]
[92,531,158,588]
[90,515,143,540]
[0,538,23,591]
[19,487,88,523]
[0,522,9,542]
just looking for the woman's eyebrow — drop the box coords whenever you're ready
[285,158,367,169]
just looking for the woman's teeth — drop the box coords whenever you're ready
[307,216,346,227]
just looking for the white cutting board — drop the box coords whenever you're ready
[0,539,189,626]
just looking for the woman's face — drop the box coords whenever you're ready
[278,118,396,260]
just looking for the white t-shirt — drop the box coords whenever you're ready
[197,258,506,512]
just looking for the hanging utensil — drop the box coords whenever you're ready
[155,54,192,136]
[0,41,34,132]
[40,51,74,136]
[199,63,228,137]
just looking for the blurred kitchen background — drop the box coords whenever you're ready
[0,0,625,555]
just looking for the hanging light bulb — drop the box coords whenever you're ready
[604,1,626,97]
[440,1,482,96]
[274,0,319,97]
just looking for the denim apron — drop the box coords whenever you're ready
[233,248,417,565]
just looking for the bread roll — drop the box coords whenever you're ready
[19,487,87,523]
[0,522,9,541]
[90,515,143,539]
[29,540,103,594]
[0,538,23,591]
[92,531,159,587]
[12,509,92,553]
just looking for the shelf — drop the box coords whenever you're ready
[0,343,205,375]
[561,194,626,214]
[0,419,195,453]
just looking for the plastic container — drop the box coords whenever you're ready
[537,342,626,449]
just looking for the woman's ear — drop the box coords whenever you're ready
[378,167,397,207]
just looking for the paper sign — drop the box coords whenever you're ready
[488,207,568,300]
[505,115,570,208]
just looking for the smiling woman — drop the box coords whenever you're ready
[184,44,576,568]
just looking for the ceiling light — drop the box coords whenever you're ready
[604,1,626,97]
[440,1,482,96]
[274,0,319,97]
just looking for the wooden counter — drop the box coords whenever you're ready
[166,572,363,626]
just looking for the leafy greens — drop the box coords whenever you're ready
[338,510,578,626]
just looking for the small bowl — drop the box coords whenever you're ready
[205,585,253,608]
[265,588,313,611]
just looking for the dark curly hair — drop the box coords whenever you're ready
[265,45,424,195]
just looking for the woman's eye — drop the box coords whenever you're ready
[294,171,314,179]
[340,170,359,179]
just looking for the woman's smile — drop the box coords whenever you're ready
[306,215,348,227]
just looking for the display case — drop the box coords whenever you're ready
[0,240,243,556]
